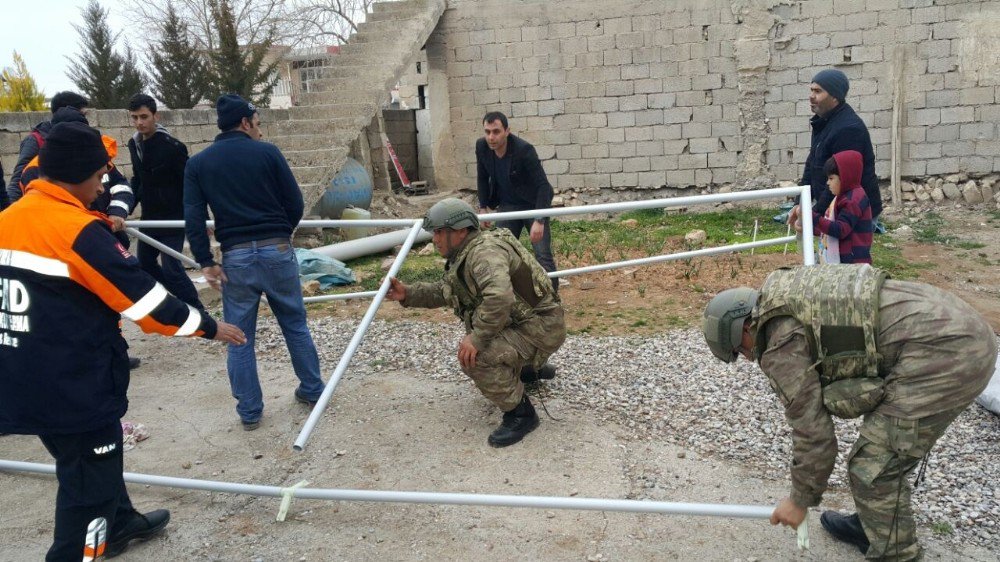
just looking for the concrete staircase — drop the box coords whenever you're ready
[268,0,446,217]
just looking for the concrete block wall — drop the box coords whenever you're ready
[383,109,420,188]
[433,0,1000,200]
[0,108,290,183]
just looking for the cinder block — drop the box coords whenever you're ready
[580,113,608,128]
[691,74,722,91]
[569,128,598,146]
[454,45,480,62]
[662,44,691,62]
[650,155,679,171]
[533,39,561,57]
[592,97,619,112]
[812,49,844,66]
[620,95,649,112]
[575,21,603,37]
[543,129,571,145]
[635,109,665,126]
[598,158,625,173]
[959,87,995,106]
[941,140,975,157]
[924,90,953,109]
[549,22,577,39]
[622,157,650,172]
[575,51,603,68]
[649,93,677,108]
[635,140,663,157]
[568,159,595,174]
[830,30,863,48]
[679,59,709,77]
[578,82,606,98]
[666,169,695,186]
[916,39,949,60]
[908,108,940,126]
[960,123,995,141]
[587,34,616,53]
[633,46,662,64]
[650,62,680,79]
[606,81,635,96]
[925,156,959,175]
[682,121,712,138]
[608,112,637,128]
[941,106,974,124]
[561,36,589,55]
[678,153,708,169]
[609,142,637,157]
[583,143,609,158]
[635,78,662,94]
[623,64,651,80]
[926,57,957,74]
[814,15,846,33]
[900,159,927,176]
[555,114,582,131]
[542,159,569,175]
[638,171,666,187]
[798,34,831,50]
[511,101,539,117]
[689,137,720,154]
[564,98,591,114]
[616,31,645,50]
[925,124,958,142]
[610,172,639,188]
[603,17,633,35]
[598,128,626,143]
[626,127,654,142]
[932,21,961,40]
[693,105,723,122]
[654,124,684,140]
[865,0,897,11]
[910,6,943,24]
[908,142,941,159]
[663,140,689,155]
[675,90,707,107]
[689,41,721,60]
[850,45,883,63]
[959,156,995,174]
[663,107,693,124]
[521,26,546,42]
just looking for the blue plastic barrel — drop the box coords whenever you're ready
[312,157,374,218]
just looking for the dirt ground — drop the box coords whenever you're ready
[1,206,998,561]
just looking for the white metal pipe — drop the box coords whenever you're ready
[0,459,773,519]
[125,219,417,229]
[126,228,200,270]
[479,186,806,222]
[799,187,816,265]
[293,220,425,451]
[310,228,432,262]
[302,291,378,303]
[550,236,797,278]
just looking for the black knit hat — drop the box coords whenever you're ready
[50,91,90,114]
[216,94,257,130]
[39,122,109,184]
[811,69,850,103]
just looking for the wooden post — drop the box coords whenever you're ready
[890,47,905,207]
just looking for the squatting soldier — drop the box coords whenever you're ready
[702,264,996,561]
[386,198,566,447]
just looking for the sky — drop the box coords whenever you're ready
[0,0,127,97]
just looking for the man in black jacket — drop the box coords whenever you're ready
[4,91,89,209]
[127,94,204,310]
[476,112,558,292]
[789,69,882,228]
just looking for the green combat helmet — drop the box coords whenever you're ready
[702,287,759,363]
[422,198,480,232]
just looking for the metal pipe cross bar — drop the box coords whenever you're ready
[302,291,379,304]
[125,228,200,270]
[125,219,418,229]
[0,459,774,520]
[292,220,426,451]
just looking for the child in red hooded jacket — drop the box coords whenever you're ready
[807,149,874,264]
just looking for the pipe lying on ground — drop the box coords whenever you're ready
[0,459,773,520]
[309,227,432,262]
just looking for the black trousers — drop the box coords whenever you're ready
[38,421,134,562]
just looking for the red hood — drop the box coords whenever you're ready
[833,150,863,192]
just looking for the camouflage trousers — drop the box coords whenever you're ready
[849,406,967,562]
[461,308,566,411]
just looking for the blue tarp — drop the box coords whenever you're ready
[295,248,356,289]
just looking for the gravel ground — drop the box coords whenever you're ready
[256,314,1000,550]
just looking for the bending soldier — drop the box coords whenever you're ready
[386,198,567,447]
[702,264,996,561]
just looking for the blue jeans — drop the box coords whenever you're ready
[497,204,558,292]
[137,230,204,310]
[221,241,325,423]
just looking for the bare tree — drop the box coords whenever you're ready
[117,0,293,52]
[284,0,375,47]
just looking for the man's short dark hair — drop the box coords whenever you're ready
[50,91,89,114]
[128,93,157,114]
[482,111,508,129]
[823,156,839,177]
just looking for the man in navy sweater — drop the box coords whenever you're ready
[184,94,326,430]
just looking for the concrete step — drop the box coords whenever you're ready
[371,0,425,14]
[283,147,349,168]
[286,102,378,122]
[265,116,369,137]
[357,18,426,35]
[297,88,387,106]
[271,132,360,152]
[366,7,424,23]
[315,64,392,80]
[291,165,340,186]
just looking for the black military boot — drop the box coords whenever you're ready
[519,364,557,383]
[820,511,870,554]
[106,509,170,557]
[488,394,540,448]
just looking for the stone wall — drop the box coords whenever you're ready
[429,0,1000,205]
[0,108,289,183]
[383,109,420,188]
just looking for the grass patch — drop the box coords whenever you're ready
[930,521,953,536]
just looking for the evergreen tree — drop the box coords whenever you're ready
[149,3,209,109]
[206,0,280,107]
[66,0,120,108]
[0,52,46,112]
[117,43,149,105]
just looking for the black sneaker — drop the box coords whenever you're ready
[128,357,141,370]
[294,389,319,407]
[820,511,870,554]
[105,509,170,558]
[241,419,260,431]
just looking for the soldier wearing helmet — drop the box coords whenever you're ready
[386,198,566,447]
[703,265,996,561]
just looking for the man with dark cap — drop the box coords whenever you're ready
[788,69,882,230]
[4,91,89,209]
[185,94,326,430]
[0,121,246,560]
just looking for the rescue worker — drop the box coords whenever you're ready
[385,198,567,447]
[0,121,246,560]
[702,264,996,561]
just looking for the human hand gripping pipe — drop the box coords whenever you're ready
[292,219,426,451]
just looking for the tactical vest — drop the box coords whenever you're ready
[754,264,889,418]
[443,228,558,331]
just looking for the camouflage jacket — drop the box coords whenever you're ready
[756,275,997,508]
[402,229,562,351]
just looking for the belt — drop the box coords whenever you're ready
[227,237,290,250]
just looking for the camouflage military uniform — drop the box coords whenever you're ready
[402,229,566,411]
[754,268,996,561]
